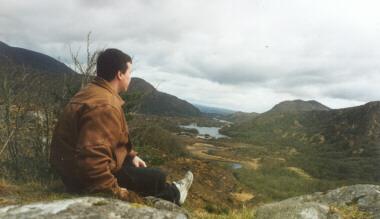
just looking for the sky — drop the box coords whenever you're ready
[1,0,379,113]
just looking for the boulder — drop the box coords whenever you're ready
[255,184,380,219]
[0,197,187,219]
[144,196,191,218]
[314,184,380,206]
[254,201,338,219]
[26,110,48,122]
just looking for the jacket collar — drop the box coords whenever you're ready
[91,76,125,106]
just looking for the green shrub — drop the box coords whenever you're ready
[234,160,346,201]
[130,122,188,158]
[181,127,199,135]
[133,145,165,166]
[0,155,57,182]
[205,204,217,213]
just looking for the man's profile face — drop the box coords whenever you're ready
[119,62,132,93]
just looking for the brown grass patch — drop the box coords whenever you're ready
[329,205,374,219]
[285,167,312,179]
[230,192,254,202]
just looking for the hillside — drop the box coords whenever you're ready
[264,99,330,114]
[220,101,380,182]
[128,78,202,117]
[0,41,74,75]
[0,41,202,117]
[220,111,260,123]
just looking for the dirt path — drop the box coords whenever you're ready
[285,167,312,179]
[186,143,260,170]
[186,143,234,161]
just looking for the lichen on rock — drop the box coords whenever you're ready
[0,197,187,219]
[254,184,380,219]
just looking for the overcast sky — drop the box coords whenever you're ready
[1,0,379,113]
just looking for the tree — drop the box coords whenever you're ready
[69,31,104,88]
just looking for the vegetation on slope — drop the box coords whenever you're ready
[127,78,203,117]
[221,102,380,182]
[219,111,260,123]
[264,99,330,114]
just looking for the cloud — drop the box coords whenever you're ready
[0,0,379,112]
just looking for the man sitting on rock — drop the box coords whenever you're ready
[50,48,193,205]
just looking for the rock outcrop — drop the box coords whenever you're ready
[0,196,187,219]
[1,184,379,218]
[255,184,380,219]
[144,196,191,218]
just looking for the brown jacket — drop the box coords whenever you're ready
[50,76,137,196]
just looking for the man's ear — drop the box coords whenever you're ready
[116,70,123,80]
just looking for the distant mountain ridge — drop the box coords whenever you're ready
[264,99,330,114]
[128,78,202,117]
[0,41,74,75]
[0,41,202,117]
[192,104,236,116]
[220,111,260,123]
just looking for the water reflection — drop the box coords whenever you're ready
[231,162,243,169]
[205,159,244,169]
[203,146,219,150]
[180,124,231,139]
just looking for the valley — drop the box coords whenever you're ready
[1,41,379,218]
[143,103,380,212]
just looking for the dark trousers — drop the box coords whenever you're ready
[115,157,180,204]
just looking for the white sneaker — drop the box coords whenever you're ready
[173,171,194,205]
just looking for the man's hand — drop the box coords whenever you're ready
[132,156,147,167]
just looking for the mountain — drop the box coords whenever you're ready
[0,41,74,75]
[264,99,330,114]
[220,111,260,123]
[221,101,380,182]
[0,41,81,99]
[127,78,202,117]
[192,104,236,116]
[0,41,202,117]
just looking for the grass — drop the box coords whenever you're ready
[194,205,256,219]
[192,191,376,219]
[232,158,365,203]
[0,177,129,207]
[220,110,380,183]
[0,178,78,205]
[92,201,109,206]
[329,205,374,219]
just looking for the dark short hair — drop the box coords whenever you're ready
[97,48,132,81]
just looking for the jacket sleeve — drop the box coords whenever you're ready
[75,105,124,195]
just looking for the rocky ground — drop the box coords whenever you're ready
[1,184,378,218]
[0,156,255,217]
[0,196,188,219]
[255,184,380,219]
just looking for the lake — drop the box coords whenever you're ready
[205,159,244,169]
[180,124,231,139]
[231,162,243,169]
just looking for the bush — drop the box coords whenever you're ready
[133,145,165,166]
[0,155,57,182]
[130,120,188,158]
[181,127,199,135]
